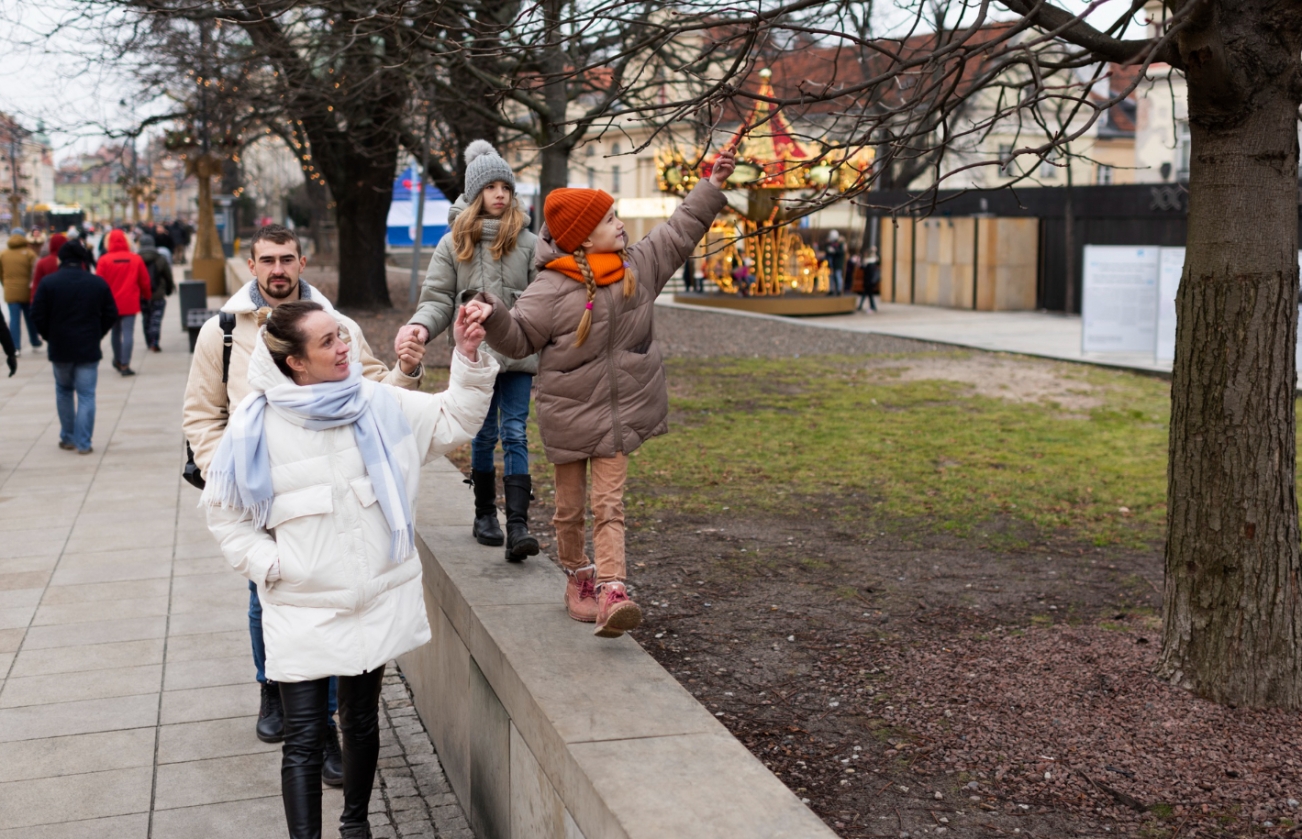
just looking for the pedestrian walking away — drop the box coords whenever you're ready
[137,234,175,352]
[858,245,880,312]
[2,227,41,354]
[824,229,846,295]
[203,301,497,839]
[31,241,119,454]
[0,306,16,377]
[394,140,542,562]
[30,232,67,302]
[95,229,151,376]
[467,146,735,637]
[183,223,424,784]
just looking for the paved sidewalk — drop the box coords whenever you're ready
[659,297,1171,375]
[0,305,471,838]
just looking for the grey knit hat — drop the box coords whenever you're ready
[463,140,516,201]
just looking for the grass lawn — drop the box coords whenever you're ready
[623,352,1173,549]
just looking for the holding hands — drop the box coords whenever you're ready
[395,324,427,376]
[453,305,487,361]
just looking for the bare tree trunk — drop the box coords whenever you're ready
[539,140,570,204]
[1158,28,1302,706]
[328,145,398,310]
[303,177,336,267]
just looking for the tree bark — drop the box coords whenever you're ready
[1158,5,1302,707]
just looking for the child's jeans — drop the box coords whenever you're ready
[552,454,628,585]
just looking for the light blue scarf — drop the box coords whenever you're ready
[202,362,416,562]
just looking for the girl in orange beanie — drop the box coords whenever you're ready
[467,148,735,637]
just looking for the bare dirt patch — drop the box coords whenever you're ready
[869,355,1103,414]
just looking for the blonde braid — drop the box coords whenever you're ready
[617,248,637,299]
[573,247,599,347]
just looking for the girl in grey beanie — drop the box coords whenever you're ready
[395,140,546,566]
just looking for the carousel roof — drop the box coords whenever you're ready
[727,69,814,165]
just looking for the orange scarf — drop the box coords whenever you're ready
[546,252,626,286]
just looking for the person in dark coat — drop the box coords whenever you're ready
[857,245,881,312]
[137,234,174,352]
[0,307,15,377]
[31,241,119,454]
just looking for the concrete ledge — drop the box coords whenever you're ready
[399,458,837,839]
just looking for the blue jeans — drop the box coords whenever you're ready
[8,302,40,350]
[249,581,336,726]
[470,371,532,475]
[51,362,97,451]
[111,314,136,368]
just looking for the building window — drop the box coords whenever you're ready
[612,166,621,193]
[587,166,596,188]
[586,145,596,158]
[1039,157,1057,179]
[998,145,1015,177]
[612,143,621,155]
[1097,165,1114,185]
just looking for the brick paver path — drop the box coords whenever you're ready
[0,305,471,838]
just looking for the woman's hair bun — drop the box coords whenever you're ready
[255,306,273,328]
[464,139,497,166]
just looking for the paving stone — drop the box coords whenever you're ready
[0,338,474,838]
[0,766,153,829]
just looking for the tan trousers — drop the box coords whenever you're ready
[552,455,628,585]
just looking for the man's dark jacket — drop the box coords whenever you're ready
[32,264,119,364]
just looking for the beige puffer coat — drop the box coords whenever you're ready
[479,180,726,464]
[409,196,539,375]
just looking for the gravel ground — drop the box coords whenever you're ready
[878,624,1302,837]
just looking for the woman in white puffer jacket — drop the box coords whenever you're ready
[204,300,497,839]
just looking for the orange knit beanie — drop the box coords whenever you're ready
[544,188,614,253]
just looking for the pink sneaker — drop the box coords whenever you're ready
[593,583,642,638]
[565,566,599,623]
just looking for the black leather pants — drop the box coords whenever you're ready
[279,666,386,839]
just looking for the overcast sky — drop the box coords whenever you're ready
[0,0,1143,162]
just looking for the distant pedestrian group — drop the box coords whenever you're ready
[0,221,182,455]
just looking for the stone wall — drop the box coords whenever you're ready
[398,459,839,839]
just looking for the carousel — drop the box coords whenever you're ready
[657,68,874,315]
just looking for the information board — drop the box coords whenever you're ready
[1081,246,1160,353]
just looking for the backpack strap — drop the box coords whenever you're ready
[219,312,236,384]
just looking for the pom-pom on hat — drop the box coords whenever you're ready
[462,140,516,202]
[544,188,614,253]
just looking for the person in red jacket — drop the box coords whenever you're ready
[30,233,68,301]
[95,229,151,376]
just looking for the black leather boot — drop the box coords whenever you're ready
[503,474,540,562]
[322,723,343,787]
[471,469,504,546]
[338,667,385,839]
[279,679,329,839]
[257,681,284,743]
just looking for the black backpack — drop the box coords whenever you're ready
[182,312,237,490]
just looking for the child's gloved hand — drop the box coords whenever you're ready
[710,148,737,187]
[453,305,486,362]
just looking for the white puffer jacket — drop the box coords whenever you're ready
[206,331,499,683]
